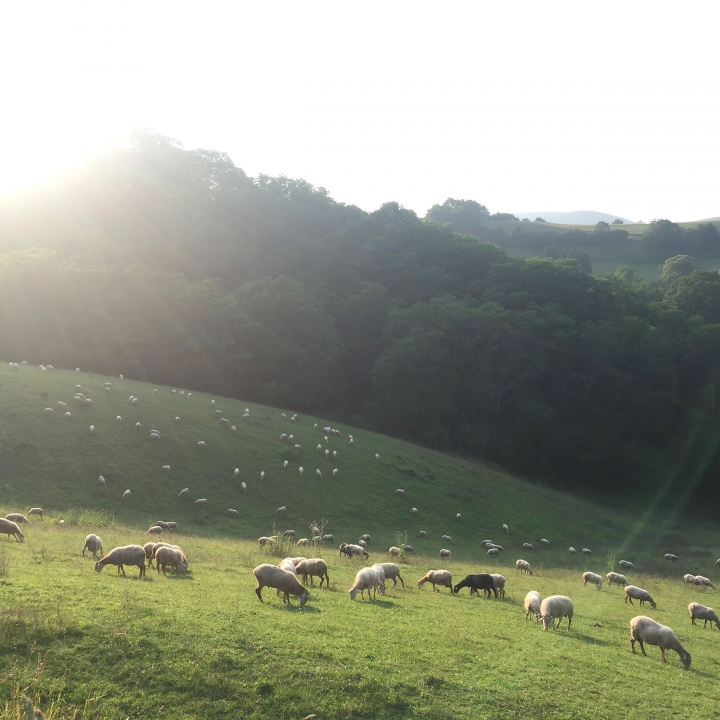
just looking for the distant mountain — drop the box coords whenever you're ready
[515,210,640,225]
[700,216,720,222]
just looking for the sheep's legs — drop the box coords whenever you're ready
[661,649,667,663]
[255,586,264,602]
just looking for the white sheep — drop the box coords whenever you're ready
[296,538,310,547]
[569,547,576,553]
[583,571,603,590]
[105,387,110,394]
[618,560,634,569]
[523,543,535,552]
[664,553,679,561]
[84,399,92,406]
[43,408,55,415]
[121,489,131,499]
[119,374,123,379]
[187,393,192,398]
[410,507,418,516]
[4,514,28,524]
[317,444,322,453]
[516,559,533,575]
[95,545,146,577]
[373,562,404,589]
[502,523,509,533]
[90,425,96,433]
[258,536,277,547]
[630,616,691,667]
[439,549,452,559]
[456,513,461,520]
[695,575,716,590]
[135,422,141,427]
[417,570,452,592]
[294,444,301,449]
[260,471,265,481]
[490,574,506,597]
[582,548,592,555]
[175,417,180,423]
[241,482,247,492]
[441,535,452,543]
[419,531,428,538]
[540,595,573,631]
[295,558,330,588]
[607,572,628,587]
[150,431,160,439]
[624,585,656,609]
[197,440,206,447]
[394,489,407,497]
[332,469,338,477]
[316,469,322,478]
[98,475,106,485]
[57,401,68,410]
[220,418,228,424]
[211,400,215,405]
[194,498,208,506]
[349,566,386,600]
[0,519,24,541]
[28,508,43,519]
[275,506,287,515]
[154,389,158,394]
[254,564,309,606]
[540,538,549,547]
[333,451,337,459]
[524,590,542,621]
[146,526,163,535]
[487,548,500,558]
[324,449,330,458]
[231,426,236,432]
[116,416,122,422]
[154,546,185,574]
[684,574,696,584]
[178,488,190,497]
[227,509,240,518]
[374,453,379,460]
[234,468,240,477]
[388,546,400,557]
[131,398,138,405]
[298,467,304,476]
[283,460,289,469]
[689,602,720,629]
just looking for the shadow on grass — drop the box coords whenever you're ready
[266,603,321,613]
[164,571,194,581]
[569,633,612,646]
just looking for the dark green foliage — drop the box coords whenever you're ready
[3,131,720,507]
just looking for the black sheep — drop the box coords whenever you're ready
[453,574,497,597]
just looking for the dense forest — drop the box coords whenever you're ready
[2,131,720,510]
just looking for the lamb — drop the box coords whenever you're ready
[146,526,163,535]
[441,535,452,543]
[490,574,506,598]
[516,559,533,575]
[82,534,103,557]
[0,518,24,541]
[583,571,603,590]
[664,553,679,562]
[254,564,309,606]
[689,602,720,628]
[155,546,186,574]
[258,536,276,547]
[295,558,330,588]
[179,488,190,497]
[630,616,691,668]
[524,590,542,621]
[373,562,404,588]
[95,545,146,577]
[28,508,43,519]
[440,549,452,559]
[540,595,574,631]
[321,534,334,543]
[349,566,386,601]
[453,574,497,598]
[5,514,28,524]
[618,560,634,569]
[523,543,535,552]
[194,498,208,506]
[388,546,400,557]
[624,585,657,609]
[417,570,453,592]
[607,572,628,587]
[296,538,310,547]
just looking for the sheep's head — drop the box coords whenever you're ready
[299,590,309,607]
[349,587,358,601]
[649,600,657,609]
[377,582,386,596]
[94,561,103,573]
[541,615,552,631]
[680,651,691,669]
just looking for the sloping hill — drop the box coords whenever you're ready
[0,363,713,567]
[515,210,638,224]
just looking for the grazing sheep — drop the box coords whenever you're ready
[231,426,236,432]
[194,498,207,507]
[135,422,141,427]
[540,595,574,631]
[283,460,289,469]
[95,545,146,577]
[583,571,603,590]
[349,438,354,445]
[402,544,414,554]
[339,543,369,559]
[260,471,266,481]
[0,518,24,541]
[282,530,296,538]
[84,399,92,406]
[275,506,286,515]
[618,560,634,569]
[162,465,171,471]
[28,508,43,520]
[154,389,158,394]
[540,538,549,547]
[65,412,71,418]
[490,574,506,597]
[569,547,577,553]
[524,590,542,621]
[298,467,304,477]
[419,531,428,538]
[516,559,533,575]
[488,544,503,552]
[57,401,68,410]
[296,538,310,547]
[689,602,720,629]
[198,441,206,447]
[332,469,338,477]
[131,398,138,405]
[523,543,535,552]
[321,534,334,544]
[294,444,301,450]
[375,453,380,460]
[119,374,123,379]
[179,488,190,497]
[442,535,452,543]
[582,548,592,555]
[5,514,28,524]
[684,574,697,584]
[456,513,462,520]
[295,558,330,588]
[349,566,386,600]
[333,451,337,459]
[116,416,122,422]
[454,574,497,598]
[410,507,418,516]
[665,553,679,562]
[155,521,171,530]
[607,572,628,587]
[254,564,309,606]
[360,534,371,544]
[82,534,103,557]
[625,585,657,609]
[324,449,330,458]
[155,546,186,574]
[417,570,453,592]
[146,526,163,535]
[315,469,322,478]
[150,431,159,439]
[105,387,110,394]
[121,490,131,499]
[373,562,404,588]
[150,543,187,566]
[143,542,157,564]
[227,509,240,518]
[43,408,55,415]
[630,616,691,668]
[487,548,500,558]
[388,546,401,558]
[211,400,215,405]
[695,575,716,590]
[258,537,276,547]
[241,482,247,492]
[317,444,322,453]
[502,524,509,533]
[234,468,240,477]
[394,489,407,497]
[439,549,452,559]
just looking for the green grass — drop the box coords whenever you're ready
[1,365,720,718]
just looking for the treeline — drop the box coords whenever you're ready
[2,131,720,508]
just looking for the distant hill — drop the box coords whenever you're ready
[516,210,640,225]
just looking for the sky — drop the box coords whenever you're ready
[0,2,718,222]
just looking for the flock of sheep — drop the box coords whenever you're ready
[6,362,720,672]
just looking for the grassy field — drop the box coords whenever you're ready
[1,365,720,718]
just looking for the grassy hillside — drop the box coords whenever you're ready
[2,364,720,718]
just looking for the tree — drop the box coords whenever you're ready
[425,198,490,238]
[594,221,610,233]
[534,217,546,223]
[612,219,624,225]
[643,219,684,255]
[660,255,697,284]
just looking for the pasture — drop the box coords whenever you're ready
[0,364,719,718]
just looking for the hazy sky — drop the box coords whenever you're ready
[1,2,718,221]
